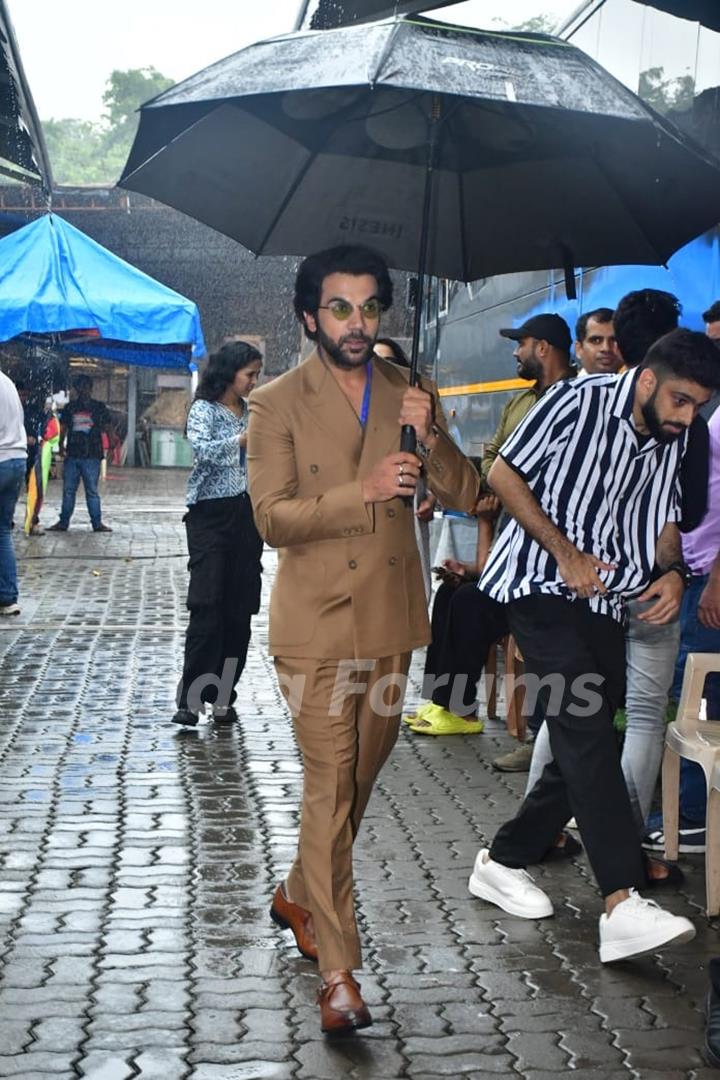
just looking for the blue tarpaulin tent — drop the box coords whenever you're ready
[0,214,206,368]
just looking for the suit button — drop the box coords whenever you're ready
[348,560,357,569]
[310,464,319,473]
[386,509,396,518]
[388,556,397,566]
[343,528,350,535]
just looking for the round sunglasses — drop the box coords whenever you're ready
[318,298,382,321]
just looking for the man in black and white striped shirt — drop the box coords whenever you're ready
[468,328,720,964]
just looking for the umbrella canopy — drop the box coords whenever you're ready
[120,15,720,285]
[628,0,720,32]
[0,214,206,367]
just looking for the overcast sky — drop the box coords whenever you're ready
[7,0,571,122]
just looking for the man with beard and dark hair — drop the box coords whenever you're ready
[469,328,720,966]
[247,244,478,1035]
[482,313,575,484]
[614,288,708,531]
[525,296,714,856]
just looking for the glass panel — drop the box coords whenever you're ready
[567,0,720,102]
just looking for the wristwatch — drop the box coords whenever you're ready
[666,560,693,588]
[417,424,441,459]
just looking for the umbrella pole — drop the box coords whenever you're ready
[401,97,441,455]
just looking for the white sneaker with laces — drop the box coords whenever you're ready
[599,889,695,963]
[468,848,554,918]
[0,603,20,616]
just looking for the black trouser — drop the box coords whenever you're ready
[425,581,508,716]
[490,594,645,897]
[177,494,262,711]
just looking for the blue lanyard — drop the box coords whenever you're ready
[360,363,373,429]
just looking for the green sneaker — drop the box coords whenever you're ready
[408,702,483,736]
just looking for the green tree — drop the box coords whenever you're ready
[42,119,108,185]
[639,66,695,115]
[42,66,174,186]
[102,67,174,149]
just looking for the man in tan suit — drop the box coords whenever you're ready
[247,245,478,1035]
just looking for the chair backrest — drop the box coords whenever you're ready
[710,759,720,794]
[675,652,720,739]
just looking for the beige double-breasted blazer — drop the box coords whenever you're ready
[247,350,479,659]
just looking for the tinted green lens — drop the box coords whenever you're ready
[325,299,381,320]
[328,300,353,319]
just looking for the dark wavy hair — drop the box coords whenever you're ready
[194,341,262,403]
[644,328,720,391]
[703,300,720,324]
[294,245,393,341]
[614,289,681,368]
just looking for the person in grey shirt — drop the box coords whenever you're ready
[0,370,27,615]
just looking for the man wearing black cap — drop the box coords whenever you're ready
[482,314,576,489]
[479,314,577,768]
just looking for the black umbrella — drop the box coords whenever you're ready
[120,15,720,446]
[632,0,720,32]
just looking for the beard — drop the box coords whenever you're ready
[317,325,375,370]
[641,391,687,444]
[517,356,541,381]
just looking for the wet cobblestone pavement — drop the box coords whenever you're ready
[0,469,718,1079]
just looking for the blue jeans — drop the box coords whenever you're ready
[669,574,720,825]
[0,457,25,604]
[59,457,102,528]
[527,598,680,836]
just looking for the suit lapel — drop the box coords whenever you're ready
[301,350,364,462]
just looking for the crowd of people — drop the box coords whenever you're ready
[1,242,719,1057]
[168,245,720,1052]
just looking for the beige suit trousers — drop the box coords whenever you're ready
[274,652,411,971]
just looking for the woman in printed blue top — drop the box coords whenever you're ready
[173,341,263,726]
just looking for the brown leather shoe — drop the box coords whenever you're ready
[318,971,372,1035]
[270,883,318,962]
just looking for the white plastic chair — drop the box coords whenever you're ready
[708,760,720,916]
[662,652,720,914]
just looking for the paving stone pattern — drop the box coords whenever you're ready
[0,470,717,1078]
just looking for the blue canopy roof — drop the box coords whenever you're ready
[0,214,206,368]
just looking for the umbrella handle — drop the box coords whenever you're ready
[400,424,417,454]
[400,424,416,507]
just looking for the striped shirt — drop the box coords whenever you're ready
[479,369,685,622]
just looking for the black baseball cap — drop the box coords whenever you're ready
[499,313,572,352]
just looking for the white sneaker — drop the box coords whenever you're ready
[599,889,695,963]
[0,603,20,616]
[468,848,554,918]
